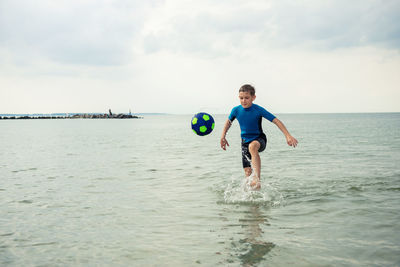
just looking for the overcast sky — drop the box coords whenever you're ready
[1,0,399,114]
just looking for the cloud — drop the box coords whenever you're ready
[0,0,160,65]
[141,0,400,56]
[141,0,274,57]
[269,0,400,49]
[1,0,398,66]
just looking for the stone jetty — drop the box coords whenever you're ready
[0,112,142,120]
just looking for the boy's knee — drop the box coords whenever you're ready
[249,141,260,154]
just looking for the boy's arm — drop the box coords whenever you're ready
[272,118,298,147]
[220,119,232,150]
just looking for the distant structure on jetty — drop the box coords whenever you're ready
[0,109,142,120]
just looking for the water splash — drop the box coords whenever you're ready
[223,174,284,206]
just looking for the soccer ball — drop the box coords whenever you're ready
[191,112,215,136]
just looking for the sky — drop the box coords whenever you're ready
[0,0,399,114]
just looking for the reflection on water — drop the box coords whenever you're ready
[237,205,275,266]
[219,203,275,266]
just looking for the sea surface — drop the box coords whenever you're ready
[1,113,399,266]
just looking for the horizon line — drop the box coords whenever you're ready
[1,111,400,116]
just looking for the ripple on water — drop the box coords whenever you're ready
[348,186,363,192]
[12,167,38,173]
[0,233,14,237]
[18,200,33,204]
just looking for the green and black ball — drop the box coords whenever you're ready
[191,112,215,136]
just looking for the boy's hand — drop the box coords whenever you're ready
[220,137,229,150]
[286,135,298,148]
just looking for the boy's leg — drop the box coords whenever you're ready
[242,141,252,177]
[248,140,261,188]
[249,140,261,178]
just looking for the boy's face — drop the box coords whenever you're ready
[239,91,256,108]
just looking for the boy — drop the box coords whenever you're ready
[220,84,298,190]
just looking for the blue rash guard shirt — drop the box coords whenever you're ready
[228,104,276,143]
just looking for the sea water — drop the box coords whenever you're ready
[0,113,399,266]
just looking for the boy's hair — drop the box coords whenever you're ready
[239,84,255,96]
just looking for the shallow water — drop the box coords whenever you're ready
[1,113,399,266]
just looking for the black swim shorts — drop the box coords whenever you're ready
[241,133,267,168]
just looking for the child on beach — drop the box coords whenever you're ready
[220,84,298,190]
